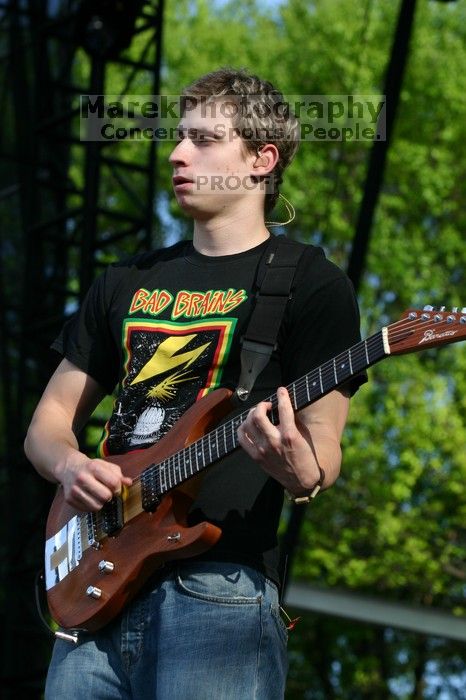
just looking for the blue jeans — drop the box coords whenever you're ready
[45,561,288,699]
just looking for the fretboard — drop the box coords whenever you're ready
[139,330,387,509]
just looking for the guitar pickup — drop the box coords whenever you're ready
[101,496,124,535]
[141,471,161,513]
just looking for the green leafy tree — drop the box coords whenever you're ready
[159,1,466,697]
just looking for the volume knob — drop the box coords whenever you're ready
[98,560,115,573]
[86,585,102,599]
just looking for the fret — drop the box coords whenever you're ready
[181,450,188,480]
[168,456,174,487]
[351,341,369,374]
[167,456,173,487]
[321,360,335,394]
[335,350,352,385]
[160,464,167,492]
[171,456,179,488]
[185,444,193,474]
[333,357,338,385]
[200,440,205,468]
[190,444,197,472]
[170,458,176,489]
[231,418,240,449]
[172,455,181,486]
[196,442,202,471]
[305,374,310,402]
[364,340,370,366]
[309,373,319,397]
[349,347,353,374]
[231,422,237,452]
[167,461,172,489]
[194,442,200,470]
[207,434,213,462]
[195,442,202,471]
[185,445,193,476]
[319,366,323,394]
[223,424,228,454]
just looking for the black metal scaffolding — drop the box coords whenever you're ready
[0,2,164,695]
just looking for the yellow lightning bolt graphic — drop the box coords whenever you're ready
[146,368,194,402]
[131,334,211,386]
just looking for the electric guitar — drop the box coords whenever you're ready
[44,305,466,633]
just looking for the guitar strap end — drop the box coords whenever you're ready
[235,339,275,402]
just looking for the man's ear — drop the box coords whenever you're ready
[252,144,279,175]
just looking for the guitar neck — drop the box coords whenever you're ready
[139,330,388,505]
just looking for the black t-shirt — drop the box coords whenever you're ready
[53,237,366,583]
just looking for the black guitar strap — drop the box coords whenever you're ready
[235,235,307,401]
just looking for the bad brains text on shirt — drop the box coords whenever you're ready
[129,288,248,319]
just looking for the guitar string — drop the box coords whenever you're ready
[143,311,465,490]
[82,314,463,536]
[129,319,406,491]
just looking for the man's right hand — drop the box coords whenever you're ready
[24,359,134,512]
[56,451,133,512]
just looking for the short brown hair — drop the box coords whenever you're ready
[182,68,299,212]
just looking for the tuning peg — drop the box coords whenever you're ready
[423,305,434,311]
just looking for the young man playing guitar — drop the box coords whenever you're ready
[25,68,365,699]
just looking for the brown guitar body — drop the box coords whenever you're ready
[46,387,234,632]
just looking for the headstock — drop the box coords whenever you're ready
[387,305,466,355]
